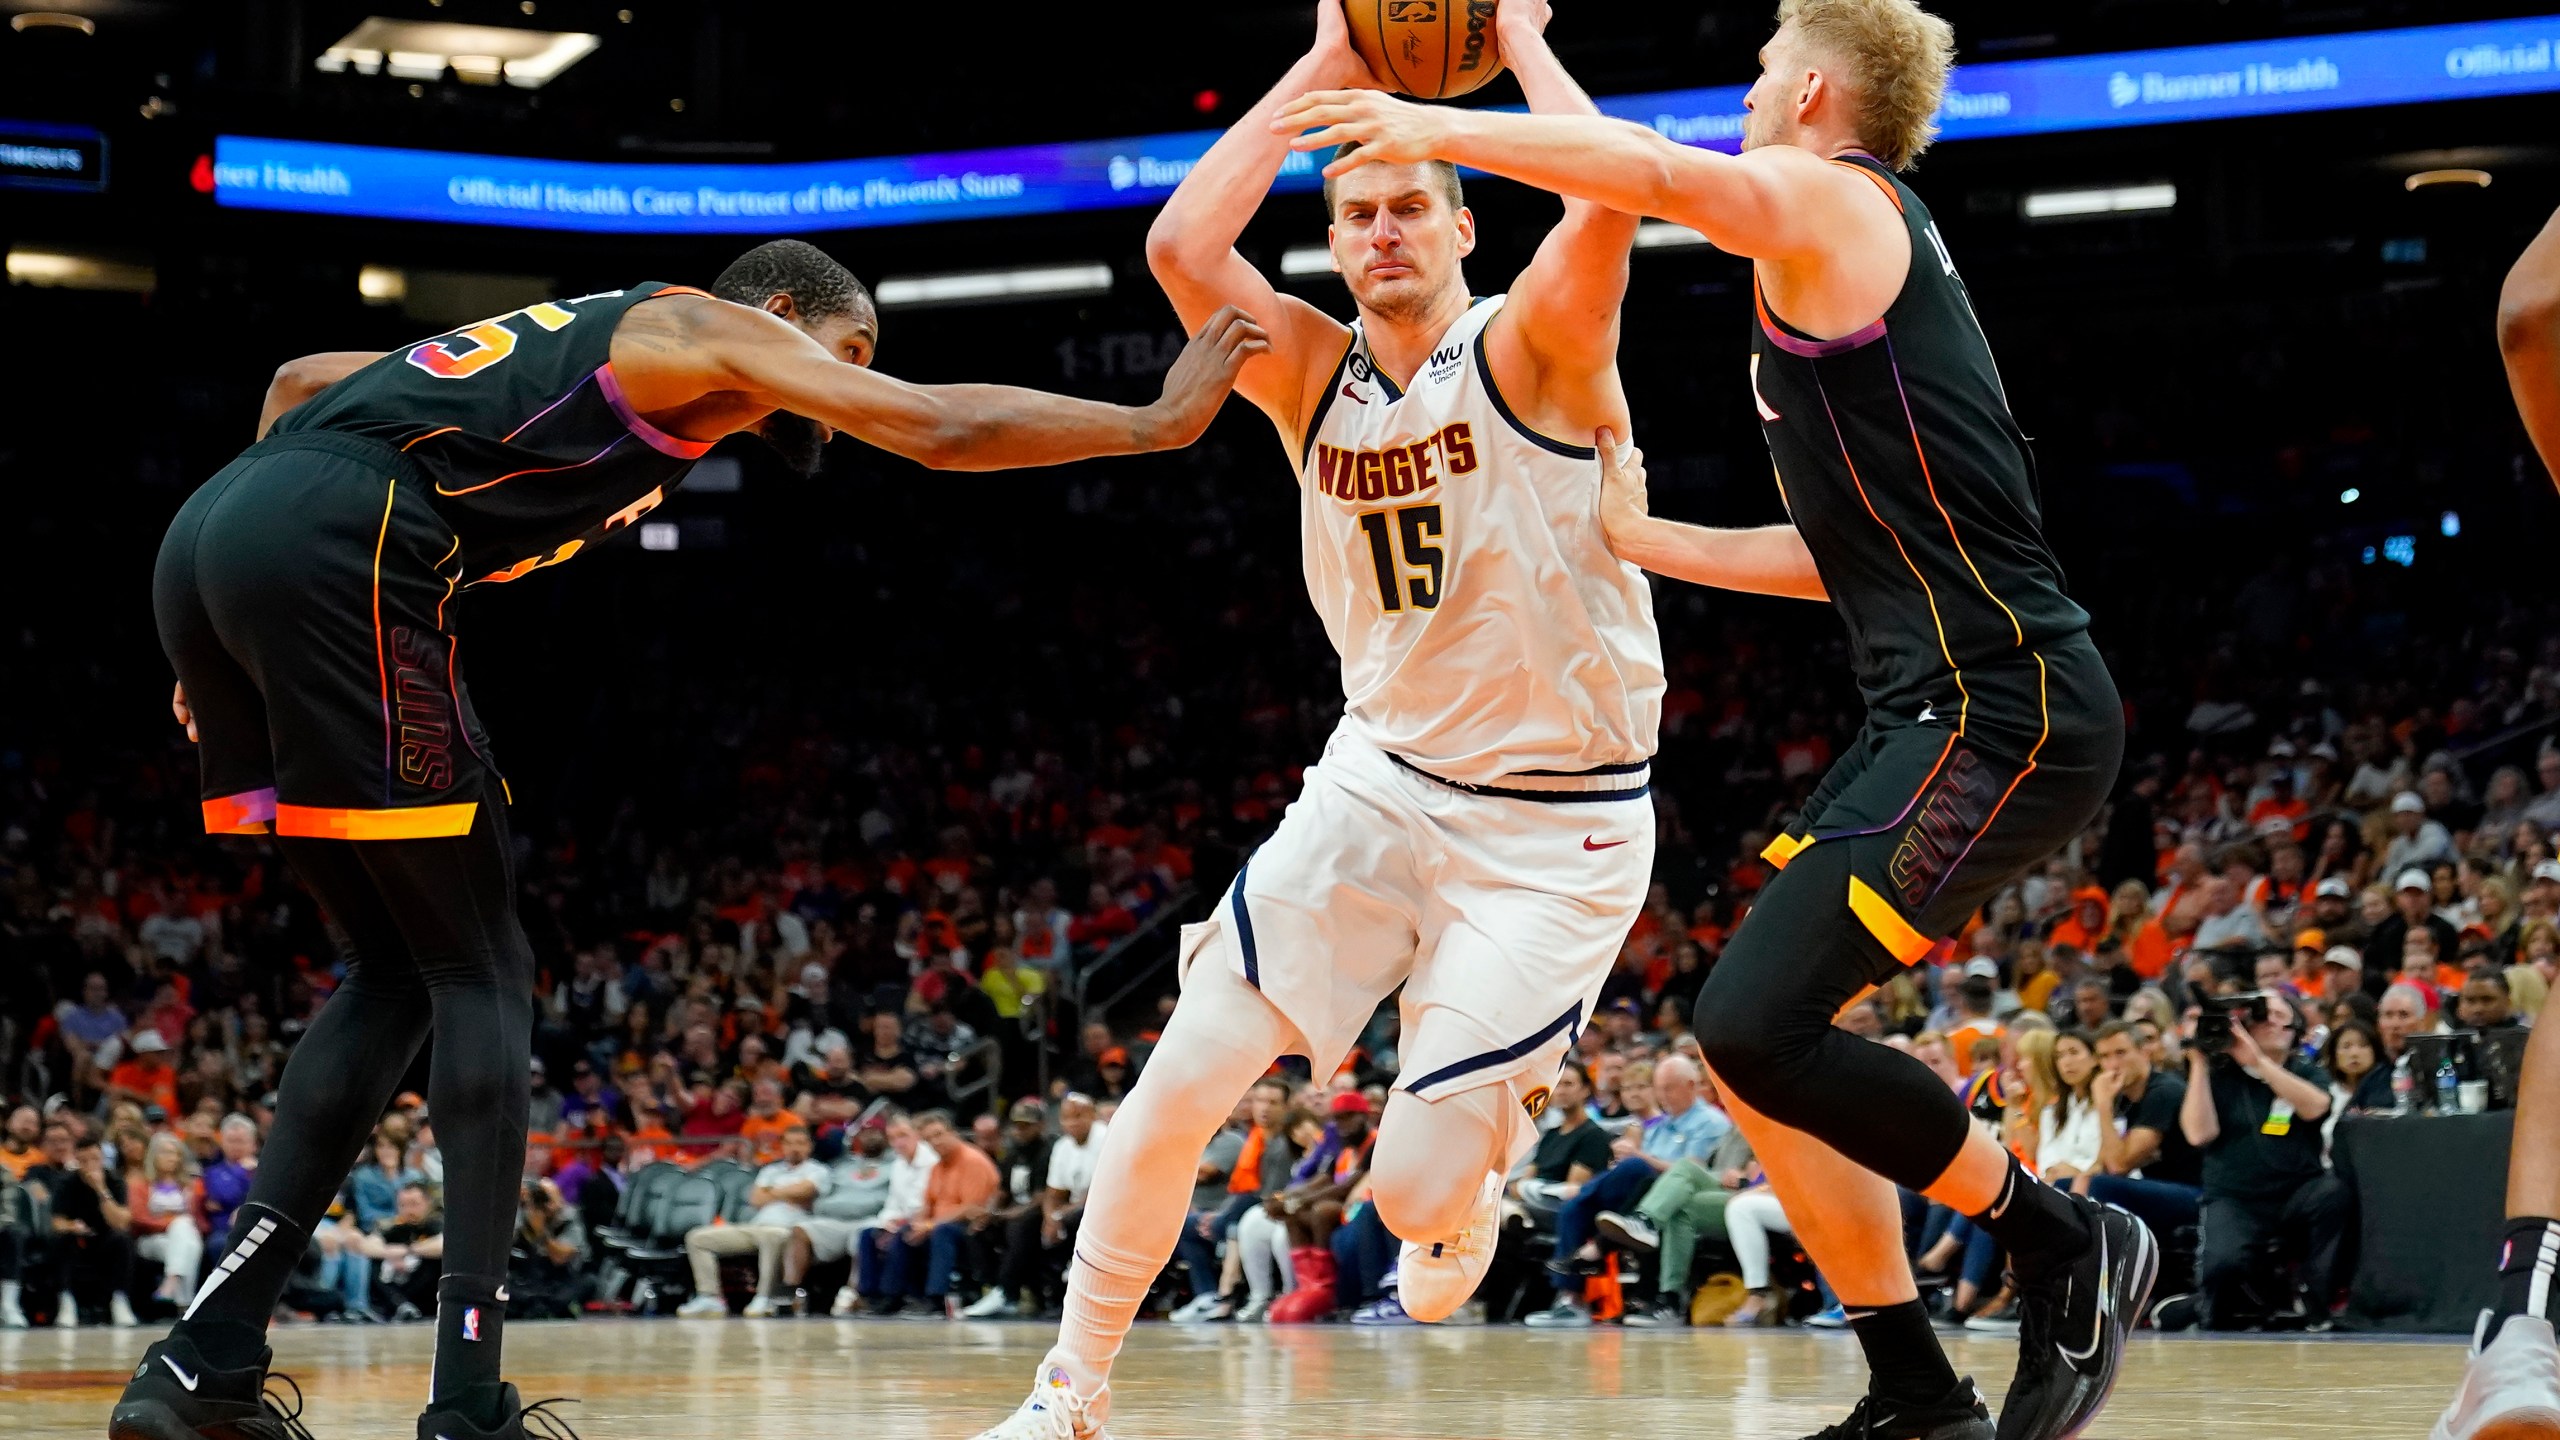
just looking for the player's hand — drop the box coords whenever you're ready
[1495,0,1553,40]
[1307,0,1387,90]
[172,682,198,743]
[1273,90,1453,177]
[1594,428,1654,558]
[1143,306,1269,450]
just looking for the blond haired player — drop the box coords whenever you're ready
[1282,2,2150,1438]
[968,1,1664,1436]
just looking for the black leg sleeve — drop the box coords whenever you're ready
[181,837,434,1336]
[1692,841,1974,1190]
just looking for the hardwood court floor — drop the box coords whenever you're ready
[3,1315,2471,1438]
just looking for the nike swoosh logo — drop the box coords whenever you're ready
[2058,1227,2111,1364]
[1342,384,1367,404]
[1584,837,1629,851]
[495,1285,510,1301]
[161,1356,200,1392]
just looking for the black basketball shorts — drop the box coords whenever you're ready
[152,432,500,840]
[1750,638,2124,981]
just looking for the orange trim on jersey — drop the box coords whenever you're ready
[275,802,479,841]
[434,436,626,498]
[1848,875,1934,965]
[1761,832,1809,870]
[649,284,717,300]
[432,536,462,631]
[402,426,461,452]
[201,788,277,836]
[369,478,398,808]
[1831,159,1905,211]
[1888,349,2026,648]
[1811,379,1970,735]
[1937,652,2052,885]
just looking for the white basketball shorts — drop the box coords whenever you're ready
[1176,722,1653,1142]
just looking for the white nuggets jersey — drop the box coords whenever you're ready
[1298,295,1664,785]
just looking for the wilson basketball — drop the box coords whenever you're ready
[1346,0,1505,100]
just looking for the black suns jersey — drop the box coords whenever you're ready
[1748,156,2088,720]
[273,282,715,588]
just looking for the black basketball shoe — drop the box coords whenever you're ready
[416,1382,582,1440]
[109,1331,314,1440]
[1996,1196,2159,1440]
[1803,1378,1996,1439]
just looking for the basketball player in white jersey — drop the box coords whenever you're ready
[967,2,1659,1436]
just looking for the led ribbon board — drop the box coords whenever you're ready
[0,118,106,193]
[212,13,2560,232]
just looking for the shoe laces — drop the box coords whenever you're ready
[513,1397,585,1440]
[1001,1372,1101,1440]
[252,1373,317,1440]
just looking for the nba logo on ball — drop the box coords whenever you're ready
[1521,1086,1552,1119]
[462,1307,482,1342]
[1386,0,1437,18]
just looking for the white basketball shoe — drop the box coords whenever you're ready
[969,1363,1114,1440]
[2435,1313,2560,1440]
[1394,1169,1503,1323]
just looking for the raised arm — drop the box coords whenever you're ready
[1143,3,1370,441]
[615,295,1265,473]
[256,351,386,439]
[1481,0,1638,424]
[2501,206,2560,494]
[1594,434,1828,600]
[1275,94,1883,265]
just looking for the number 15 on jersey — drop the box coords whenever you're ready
[1358,504,1443,613]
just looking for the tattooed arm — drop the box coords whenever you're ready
[607,293,1268,472]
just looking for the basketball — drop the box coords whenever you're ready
[1345,0,1505,99]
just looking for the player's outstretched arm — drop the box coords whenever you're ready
[1491,0,1638,393]
[1144,1,1371,438]
[1594,429,1827,601]
[681,300,1270,472]
[2500,205,2560,494]
[255,351,386,439]
[1274,93,1868,262]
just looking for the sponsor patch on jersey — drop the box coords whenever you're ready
[1424,342,1466,386]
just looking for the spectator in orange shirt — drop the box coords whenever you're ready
[1942,959,2008,1068]
[878,1110,999,1313]
[104,1030,181,1118]
[0,1103,42,1182]
[737,1078,807,1166]
[2046,886,2110,954]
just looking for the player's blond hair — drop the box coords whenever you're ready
[1774,0,1957,171]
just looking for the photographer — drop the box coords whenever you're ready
[508,1176,590,1319]
[2179,988,2349,1329]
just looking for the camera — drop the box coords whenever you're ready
[2194,990,2272,1059]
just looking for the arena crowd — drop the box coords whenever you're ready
[7,551,2557,1334]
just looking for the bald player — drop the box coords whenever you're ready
[114,240,1262,1440]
